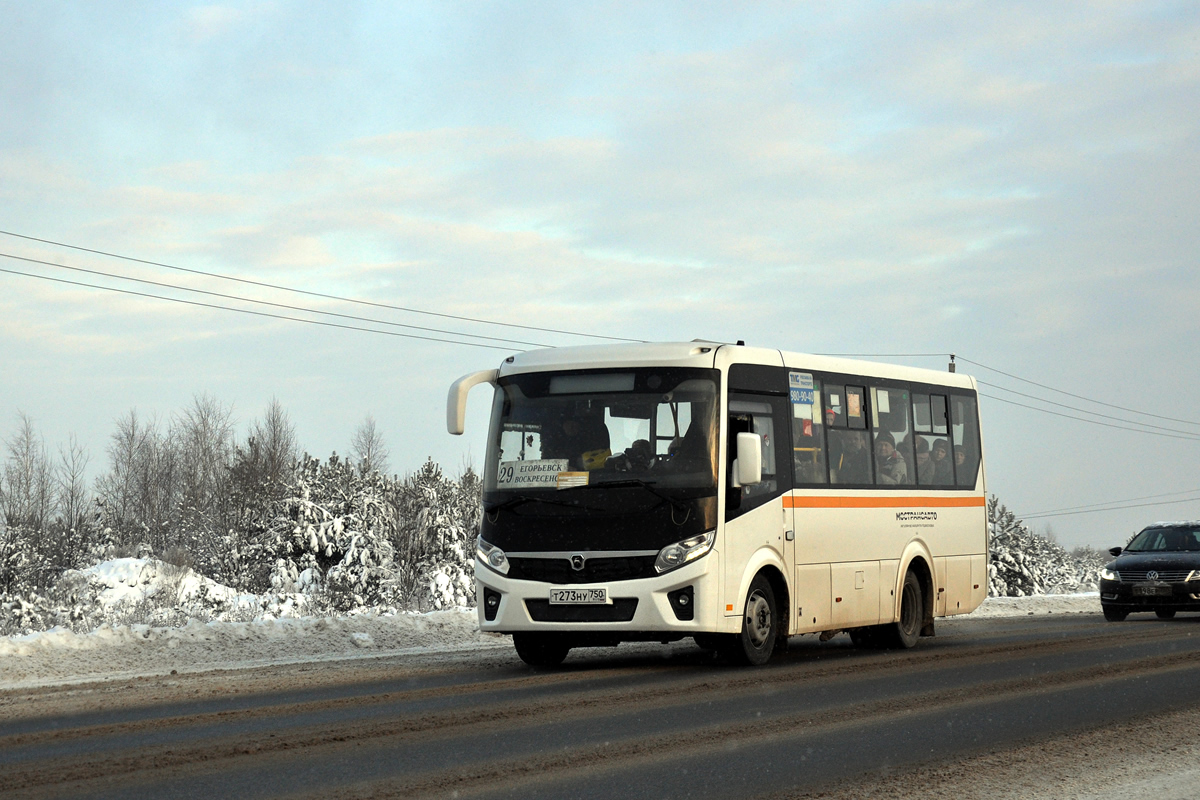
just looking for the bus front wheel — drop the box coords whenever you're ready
[726,574,777,666]
[513,633,570,667]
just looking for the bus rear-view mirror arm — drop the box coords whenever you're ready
[447,369,500,435]
[732,432,763,488]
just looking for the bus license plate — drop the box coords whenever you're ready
[549,588,608,605]
[1133,585,1171,596]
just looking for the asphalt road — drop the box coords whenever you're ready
[3,613,1200,800]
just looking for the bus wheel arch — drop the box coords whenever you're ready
[900,554,936,637]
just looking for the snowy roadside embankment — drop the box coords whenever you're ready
[0,608,507,689]
[1,590,1100,690]
[0,556,507,689]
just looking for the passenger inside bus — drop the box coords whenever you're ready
[929,437,953,485]
[830,430,870,484]
[914,436,934,484]
[874,431,908,485]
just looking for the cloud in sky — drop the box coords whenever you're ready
[2,1,1199,547]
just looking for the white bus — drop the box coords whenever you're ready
[448,341,987,667]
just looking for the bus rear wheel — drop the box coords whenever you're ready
[724,574,777,666]
[513,633,570,667]
[884,571,923,649]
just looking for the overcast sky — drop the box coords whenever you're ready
[2,1,1198,549]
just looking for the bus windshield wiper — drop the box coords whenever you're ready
[485,493,604,514]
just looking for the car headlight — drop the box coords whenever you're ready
[1100,568,1119,582]
[655,531,716,574]
[476,536,510,575]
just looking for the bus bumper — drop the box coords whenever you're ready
[475,552,724,635]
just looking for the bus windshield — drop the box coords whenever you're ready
[483,368,719,495]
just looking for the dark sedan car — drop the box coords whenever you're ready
[1099,522,1200,621]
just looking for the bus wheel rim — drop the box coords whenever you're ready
[746,592,771,647]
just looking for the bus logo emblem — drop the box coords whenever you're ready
[571,554,586,571]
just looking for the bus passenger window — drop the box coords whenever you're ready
[952,396,981,488]
[872,387,914,486]
[829,429,870,484]
[791,374,826,485]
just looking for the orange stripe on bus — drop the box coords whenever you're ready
[783,495,986,509]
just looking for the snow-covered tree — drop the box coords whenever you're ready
[988,496,1107,596]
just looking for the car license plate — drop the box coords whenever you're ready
[1133,585,1171,596]
[549,588,609,605]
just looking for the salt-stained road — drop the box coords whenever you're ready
[2,612,1199,799]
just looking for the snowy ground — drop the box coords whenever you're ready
[0,582,1100,690]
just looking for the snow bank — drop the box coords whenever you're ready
[1,590,1100,690]
[0,608,506,689]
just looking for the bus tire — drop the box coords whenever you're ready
[513,633,570,667]
[884,571,923,649]
[727,574,777,666]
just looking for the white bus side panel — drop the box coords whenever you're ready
[794,564,832,633]
[830,561,880,627]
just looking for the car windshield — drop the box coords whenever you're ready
[1125,526,1200,552]
[483,367,718,495]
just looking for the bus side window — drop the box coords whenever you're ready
[872,387,914,486]
[952,396,981,488]
[727,395,791,520]
[827,383,871,485]
[791,377,827,485]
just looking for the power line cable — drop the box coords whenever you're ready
[814,353,948,358]
[978,379,1200,439]
[1019,494,1200,520]
[0,228,644,343]
[1019,488,1200,519]
[0,266,520,351]
[0,250,553,348]
[959,355,1200,428]
[978,393,1200,442]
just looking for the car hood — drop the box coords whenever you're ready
[1107,551,1200,571]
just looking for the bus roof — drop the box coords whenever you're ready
[496,341,976,390]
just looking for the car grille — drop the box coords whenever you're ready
[1117,570,1193,582]
[507,555,658,584]
[525,598,639,622]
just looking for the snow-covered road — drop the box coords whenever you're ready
[4,604,1199,800]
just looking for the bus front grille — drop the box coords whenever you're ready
[525,598,639,622]
[508,556,658,584]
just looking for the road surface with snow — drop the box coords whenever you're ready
[3,596,1200,799]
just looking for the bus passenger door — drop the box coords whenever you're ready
[722,394,793,623]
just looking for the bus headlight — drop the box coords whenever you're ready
[477,536,510,575]
[655,531,716,574]
[1100,568,1118,582]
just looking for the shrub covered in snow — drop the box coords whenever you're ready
[988,496,1108,597]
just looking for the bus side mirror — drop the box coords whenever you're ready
[732,432,763,488]
[447,369,499,435]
